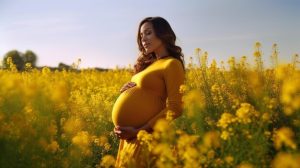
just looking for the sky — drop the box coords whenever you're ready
[0,0,299,69]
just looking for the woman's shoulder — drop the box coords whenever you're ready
[162,57,185,79]
[163,57,183,68]
[161,57,184,75]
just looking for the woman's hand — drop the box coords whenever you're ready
[119,82,137,93]
[114,126,139,140]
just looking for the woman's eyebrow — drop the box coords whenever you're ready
[141,28,152,33]
[140,28,152,37]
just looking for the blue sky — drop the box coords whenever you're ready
[0,0,299,68]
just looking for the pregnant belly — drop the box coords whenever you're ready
[112,86,164,128]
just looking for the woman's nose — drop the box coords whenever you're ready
[141,35,148,42]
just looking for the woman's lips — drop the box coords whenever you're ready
[143,43,150,48]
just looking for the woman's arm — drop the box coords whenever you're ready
[138,59,185,132]
[137,109,181,133]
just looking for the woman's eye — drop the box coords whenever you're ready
[140,31,151,38]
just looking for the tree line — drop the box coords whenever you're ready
[1,50,109,72]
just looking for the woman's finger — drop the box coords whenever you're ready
[120,82,136,93]
[120,83,131,92]
[129,82,136,87]
[120,87,127,93]
[114,127,122,134]
[124,83,135,89]
[114,130,122,134]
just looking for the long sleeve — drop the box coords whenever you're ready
[144,59,185,129]
[164,59,185,118]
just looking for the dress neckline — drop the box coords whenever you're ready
[151,56,172,65]
[156,55,172,60]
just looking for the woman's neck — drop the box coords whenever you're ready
[154,46,169,59]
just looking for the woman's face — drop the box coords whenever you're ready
[140,22,164,55]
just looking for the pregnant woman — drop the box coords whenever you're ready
[111,16,185,167]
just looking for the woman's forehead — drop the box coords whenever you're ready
[140,22,153,31]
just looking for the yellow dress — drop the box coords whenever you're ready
[112,56,185,167]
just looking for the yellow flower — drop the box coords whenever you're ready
[154,118,170,133]
[153,118,175,141]
[237,163,254,168]
[225,155,234,164]
[166,110,175,121]
[194,48,201,55]
[63,117,84,135]
[50,81,69,103]
[182,90,205,117]
[177,134,199,149]
[203,131,220,149]
[235,103,257,124]
[217,112,236,129]
[100,155,116,168]
[46,140,60,153]
[272,152,300,168]
[94,135,108,147]
[281,74,300,115]
[179,84,187,94]
[253,51,261,58]
[153,143,177,164]
[137,130,153,151]
[255,42,261,48]
[207,149,215,159]
[72,131,90,151]
[25,62,32,70]
[221,130,230,140]
[42,66,51,75]
[182,147,201,168]
[274,127,297,150]
[210,59,217,71]
[227,56,236,70]
[275,64,292,80]
[47,120,57,136]
[262,112,270,122]
[214,158,224,166]
[264,131,271,137]
[211,83,220,92]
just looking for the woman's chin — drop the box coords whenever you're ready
[144,49,153,55]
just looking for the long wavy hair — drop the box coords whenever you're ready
[133,17,185,75]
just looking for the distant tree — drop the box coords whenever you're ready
[2,50,39,71]
[23,50,37,67]
[58,62,71,70]
[2,50,24,71]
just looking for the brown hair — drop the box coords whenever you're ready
[133,17,185,74]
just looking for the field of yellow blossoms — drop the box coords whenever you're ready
[0,42,299,168]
